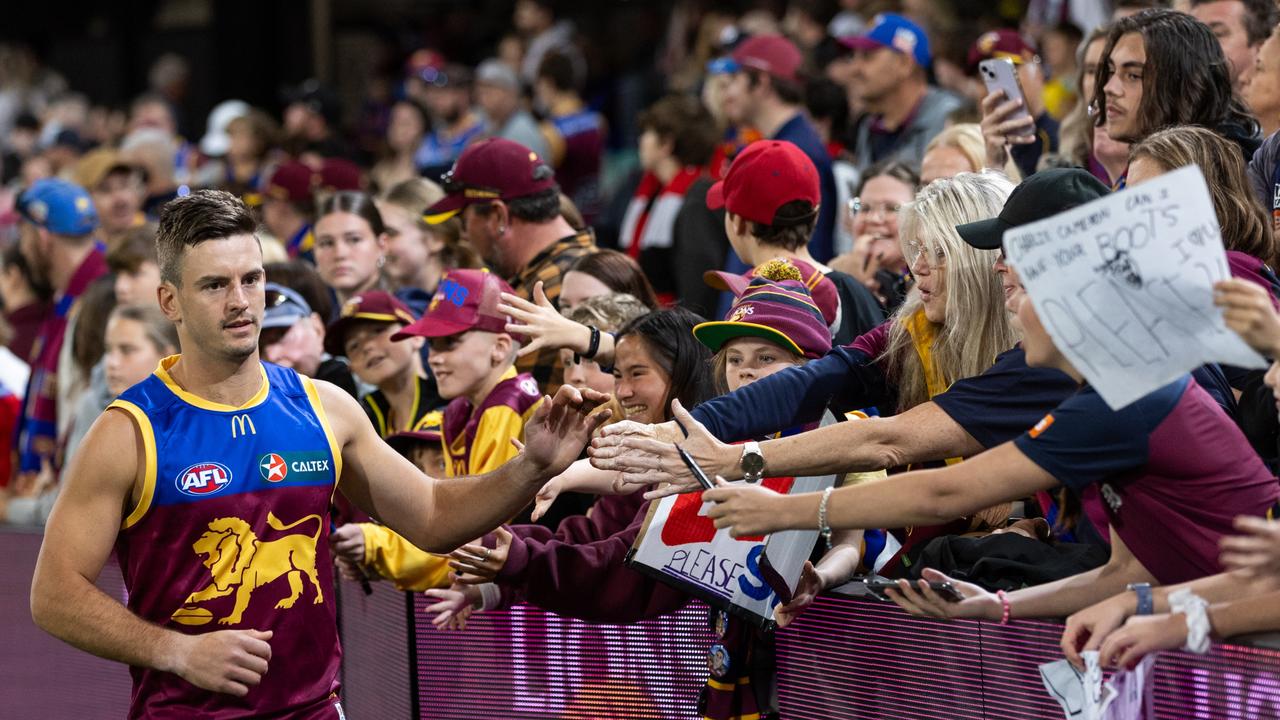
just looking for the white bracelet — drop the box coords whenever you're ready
[1168,588,1212,654]
[817,486,834,550]
[478,582,502,611]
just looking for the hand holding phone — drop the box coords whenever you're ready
[979,58,1036,144]
[860,576,964,603]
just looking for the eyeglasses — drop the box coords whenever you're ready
[904,238,947,267]
[848,197,902,218]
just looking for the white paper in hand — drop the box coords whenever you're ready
[1003,165,1265,410]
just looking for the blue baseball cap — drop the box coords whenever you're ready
[262,283,314,330]
[841,13,931,69]
[706,56,740,75]
[17,178,98,237]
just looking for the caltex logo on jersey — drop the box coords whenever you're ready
[260,453,288,482]
[176,462,233,496]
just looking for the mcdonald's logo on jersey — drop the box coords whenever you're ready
[231,414,257,438]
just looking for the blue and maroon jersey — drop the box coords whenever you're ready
[550,109,604,224]
[111,356,344,719]
[1015,376,1280,584]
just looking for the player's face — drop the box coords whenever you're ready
[164,234,265,363]
[344,321,421,388]
[612,335,672,424]
[428,330,507,402]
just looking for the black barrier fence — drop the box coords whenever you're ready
[6,525,1280,719]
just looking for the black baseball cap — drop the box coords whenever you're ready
[956,168,1110,250]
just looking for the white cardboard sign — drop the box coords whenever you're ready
[1003,165,1265,410]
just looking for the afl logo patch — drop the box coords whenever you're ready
[177,462,233,496]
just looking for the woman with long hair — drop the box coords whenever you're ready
[314,191,390,309]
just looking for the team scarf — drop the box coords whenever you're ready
[619,166,704,261]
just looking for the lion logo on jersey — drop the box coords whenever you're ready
[171,512,325,626]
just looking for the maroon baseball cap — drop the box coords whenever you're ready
[319,158,362,193]
[393,269,519,340]
[967,29,1037,73]
[423,138,558,224]
[263,161,318,205]
[732,34,803,85]
[706,140,821,226]
[386,410,444,452]
[705,257,838,329]
[324,291,418,356]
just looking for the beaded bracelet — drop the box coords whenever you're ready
[996,590,1011,625]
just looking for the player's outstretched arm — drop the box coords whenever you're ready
[31,408,274,697]
[318,381,610,553]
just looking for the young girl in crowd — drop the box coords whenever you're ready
[314,190,390,310]
[3,304,176,525]
[376,177,480,305]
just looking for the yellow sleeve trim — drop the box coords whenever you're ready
[109,400,157,530]
[302,376,344,486]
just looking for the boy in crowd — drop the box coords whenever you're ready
[332,412,453,591]
[324,290,445,437]
[707,139,884,345]
[105,223,160,308]
[397,268,542,480]
[334,269,543,589]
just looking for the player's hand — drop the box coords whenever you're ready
[498,281,589,358]
[168,628,273,696]
[703,478,790,537]
[329,524,366,565]
[884,568,1002,621]
[1220,515,1280,580]
[590,400,723,498]
[449,527,513,585]
[1098,613,1188,670]
[423,584,481,631]
[522,384,611,477]
[774,561,823,628]
[1214,279,1280,356]
[1061,592,1136,670]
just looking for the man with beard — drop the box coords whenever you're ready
[425,138,597,391]
[414,63,487,183]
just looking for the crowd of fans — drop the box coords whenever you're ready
[8,0,1280,717]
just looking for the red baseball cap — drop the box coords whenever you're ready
[324,291,418,356]
[263,161,318,205]
[706,140,820,226]
[732,34,803,85]
[423,138,558,224]
[704,257,838,329]
[319,158,362,193]
[393,269,519,340]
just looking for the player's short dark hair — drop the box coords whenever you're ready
[156,190,258,286]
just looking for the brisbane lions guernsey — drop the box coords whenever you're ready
[110,356,343,719]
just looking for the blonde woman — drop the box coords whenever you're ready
[376,178,480,298]
[920,124,985,186]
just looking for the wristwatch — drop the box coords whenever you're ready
[1127,582,1154,616]
[740,441,765,483]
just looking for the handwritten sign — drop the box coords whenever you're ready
[1003,165,1265,410]
[628,414,840,629]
